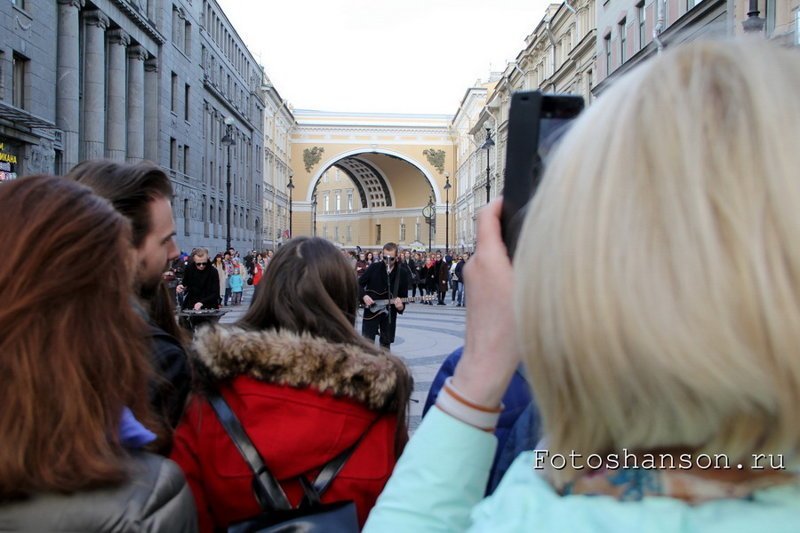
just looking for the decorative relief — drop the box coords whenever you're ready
[423,148,446,174]
[303,146,324,173]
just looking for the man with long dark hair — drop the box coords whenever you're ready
[65,160,191,445]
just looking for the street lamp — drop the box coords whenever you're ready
[480,122,495,204]
[422,195,435,252]
[220,117,236,251]
[742,0,766,32]
[444,173,451,255]
[287,170,295,239]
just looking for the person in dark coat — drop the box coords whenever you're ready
[359,242,409,349]
[178,248,221,310]
[66,160,192,449]
[435,252,449,305]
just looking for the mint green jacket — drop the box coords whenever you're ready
[365,408,800,532]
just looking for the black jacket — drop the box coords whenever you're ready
[149,322,191,431]
[0,453,197,532]
[180,263,220,310]
[358,261,409,319]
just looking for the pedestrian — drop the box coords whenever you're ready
[0,175,196,531]
[170,237,412,532]
[359,242,409,350]
[66,160,191,446]
[213,253,227,307]
[229,259,244,305]
[455,253,468,306]
[177,248,220,311]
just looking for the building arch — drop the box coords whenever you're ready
[305,148,440,206]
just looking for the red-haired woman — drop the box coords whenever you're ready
[0,175,196,531]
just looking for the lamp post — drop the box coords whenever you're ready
[422,196,435,252]
[221,117,235,251]
[311,192,317,236]
[742,0,766,32]
[287,170,295,239]
[444,173,451,255]
[480,123,495,204]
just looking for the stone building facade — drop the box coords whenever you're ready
[451,0,597,251]
[0,0,267,252]
[261,79,295,250]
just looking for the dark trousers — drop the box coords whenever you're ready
[223,287,231,306]
[361,312,396,349]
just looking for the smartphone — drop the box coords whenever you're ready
[501,91,584,259]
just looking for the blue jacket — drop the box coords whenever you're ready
[229,273,243,293]
[422,347,537,492]
[364,408,800,532]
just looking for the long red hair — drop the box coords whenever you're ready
[0,175,153,500]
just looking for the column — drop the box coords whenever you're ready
[126,45,147,163]
[56,0,83,173]
[105,29,129,162]
[82,10,108,160]
[144,57,159,163]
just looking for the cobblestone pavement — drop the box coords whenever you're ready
[219,287,466,432]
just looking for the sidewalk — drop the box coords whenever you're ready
[218,285,256,325]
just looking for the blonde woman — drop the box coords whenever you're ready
[366,39,800,531]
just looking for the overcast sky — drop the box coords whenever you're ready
[216,0,553,115]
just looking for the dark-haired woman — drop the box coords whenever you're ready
[170,237,412,532]
[0,175,196,531]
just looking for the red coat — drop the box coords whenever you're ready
[252,262,263,285]
[170,326,407,532]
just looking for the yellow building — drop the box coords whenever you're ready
[289,110,456,252]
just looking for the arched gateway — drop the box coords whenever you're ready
[290,110,455,251]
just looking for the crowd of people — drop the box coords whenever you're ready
[2,38,799,533]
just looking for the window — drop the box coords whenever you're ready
[375,224,382,245]
[335,191,341,212]
[184,21,192,55]
[12,0,25,8]
[796,11,800,45]
[183,146,189,175]
[334,226,339,241]
[172,6,181,43]
[604,34,611,73]
[183,198,190,236]
[347,190,353,211]
[171,72,178,113]
[619,19,627,64]
[346,225,352,242]
[638,2,646,48]
[687,0,704,8]
[169,138,177,170]
[400,223,406,242]
[415,221,421,241]
[324,192,330,213]
[323,225,328,239]
[12,53,27,109]
[184,84,190,121]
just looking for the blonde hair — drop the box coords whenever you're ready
[515,39,800,482]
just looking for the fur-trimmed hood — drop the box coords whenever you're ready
[191,325,406,411]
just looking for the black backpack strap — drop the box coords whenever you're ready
[300,416,382,506]
[207,392,292,511]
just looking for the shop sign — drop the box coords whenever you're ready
[0,143,17,165]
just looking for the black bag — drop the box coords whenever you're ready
[246,276,253,286]
[208,392,369,533]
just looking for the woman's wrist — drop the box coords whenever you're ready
[436,377,503,431]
